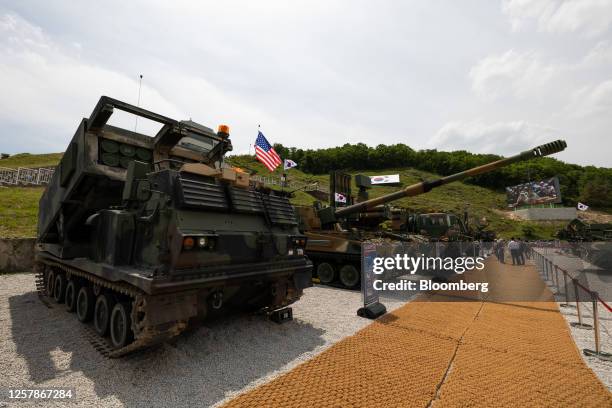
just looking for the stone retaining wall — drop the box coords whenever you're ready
[513,207,577,220]
[0,238,36,272]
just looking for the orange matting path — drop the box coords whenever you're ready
[223,259,612,407]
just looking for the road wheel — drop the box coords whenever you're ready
[110,302,133,349]
[64,280,78,312]
[46,270,55,297]
[317,262,336,284]
[53,274,66,303]
[76,286,94,322]
[94,294,116,336]
[339,264,360,288]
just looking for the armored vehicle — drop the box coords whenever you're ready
[557,218,612,269]
[297,140,567,288]
[35,96,312,356]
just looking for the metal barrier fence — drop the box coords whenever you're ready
[533,248,612,361]
[0,166,326,192]
[249,175,329,193]
[0,167,55,186]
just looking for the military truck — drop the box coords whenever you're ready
[297,140,567,288]
[35,96,312,356]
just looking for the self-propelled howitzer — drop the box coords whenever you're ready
[299,140,567,288]
[322,140,567,224]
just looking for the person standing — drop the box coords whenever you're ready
[496,239,505,263]
[508,238,520,265]
[524,240,531,260]
[517,238,526,265]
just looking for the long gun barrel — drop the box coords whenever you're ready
[329,140,567,220]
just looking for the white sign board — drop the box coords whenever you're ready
[370,174,400,185]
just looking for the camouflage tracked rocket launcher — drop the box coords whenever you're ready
[298,140,567,288]
[35,96,312,356]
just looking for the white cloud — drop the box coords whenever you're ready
[567,79,612,117]
[430,121,557,154]
[0,13,186,150]
[469,41,612,118]
[461,37,612,166]
[503,0,612,37]
[469,49,558,99]
[0,12,313,154]
[0,2,611,166]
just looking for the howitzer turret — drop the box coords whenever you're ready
[317,140,567,225]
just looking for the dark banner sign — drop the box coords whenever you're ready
[506,176,562,208]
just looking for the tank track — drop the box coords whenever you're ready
[36,259,187,358]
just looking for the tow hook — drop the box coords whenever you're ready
[211,291,223,310]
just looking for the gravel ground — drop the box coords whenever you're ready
[534,248,612,390]
[0,272,409,408]
[3,260,609,407]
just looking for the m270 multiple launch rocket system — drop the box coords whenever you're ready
[35,96,312,356]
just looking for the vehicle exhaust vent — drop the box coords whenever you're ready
[177,173,228,210]
[262,194,298,226]
[229,187,265,214]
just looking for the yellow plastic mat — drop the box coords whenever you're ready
[223,260,612,407]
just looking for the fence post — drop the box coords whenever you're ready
[583,292,612,361]
[546,260,553,281]
[554,265,560,293]
[594,292,600,353]
[560,270,574,308]
[570,279,592,329]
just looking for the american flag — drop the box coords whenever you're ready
[254,131,282,171]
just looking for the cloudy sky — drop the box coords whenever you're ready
[1,1,611,166]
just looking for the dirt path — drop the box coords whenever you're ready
[223,260,612,407]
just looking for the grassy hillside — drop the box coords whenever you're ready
[0,153,565,239]
[0,153,63,168]
[0,187,44,238]
[228,155,565,239]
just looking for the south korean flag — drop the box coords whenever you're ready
[334,192,347,204]
[577,202,589,211]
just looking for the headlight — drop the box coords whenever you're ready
[290,236,308,248]
[183,237,194,250]
[182,235,216,251]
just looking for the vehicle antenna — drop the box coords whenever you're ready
[135,74,143,132]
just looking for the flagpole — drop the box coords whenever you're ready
[252,124,260,157]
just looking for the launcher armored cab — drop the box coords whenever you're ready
[297,140,567,289]
[35,96,312,356]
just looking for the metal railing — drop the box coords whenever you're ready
[533,248,612,361]
[0,165,328,192]
[249,174,329,193]
[0,167,55,186]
